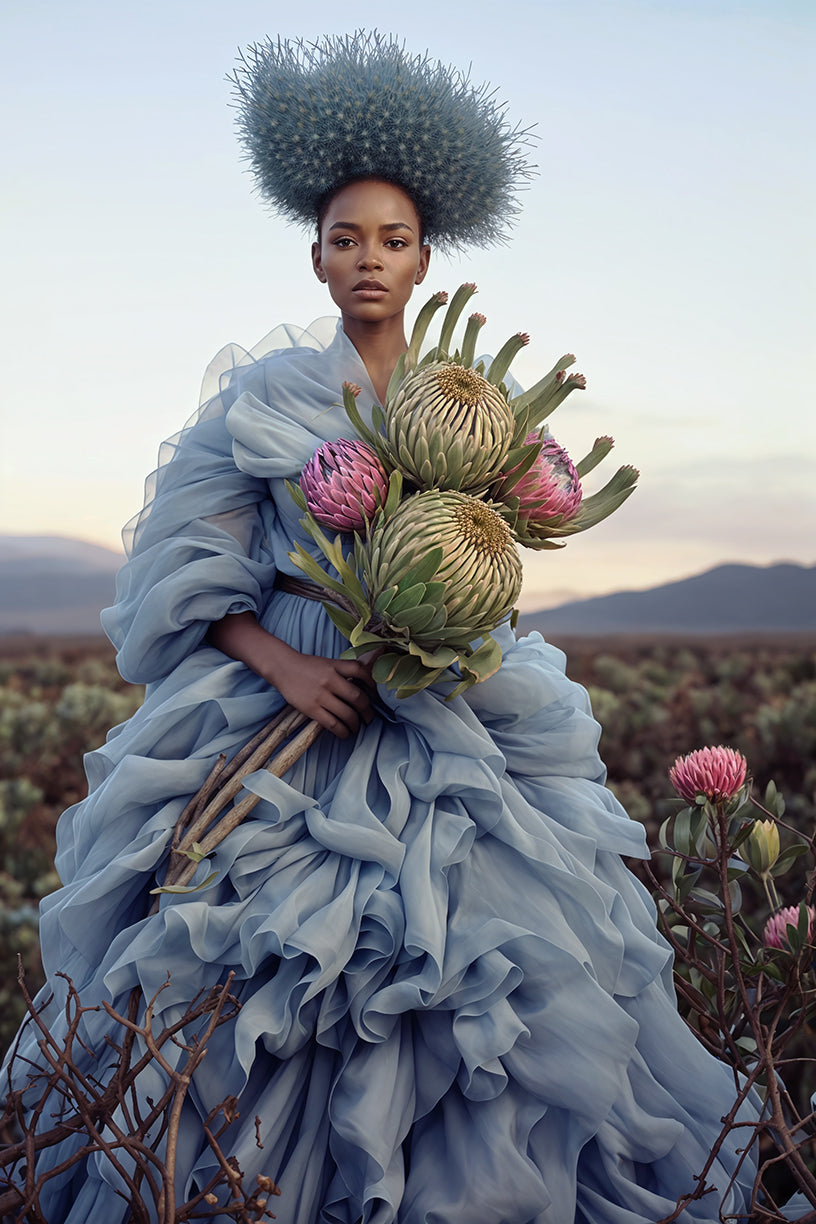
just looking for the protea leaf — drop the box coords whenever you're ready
[458,312,486,369]
[323,604,359,639]
[566,466,639,533]
[435,283,479,358]
[447,635,503,698]
[486,332,529,386]
[406,641,459,669]
[342,384,382,452]
[510,354,579,417]
[575,436,615,478]
[404,290,449,376]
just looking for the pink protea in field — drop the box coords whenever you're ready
[300,439,389,533]
[511,432,583,525]
[669,746,748,805]
[763,905,816,950]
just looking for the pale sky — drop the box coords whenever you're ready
[2,0,814,610]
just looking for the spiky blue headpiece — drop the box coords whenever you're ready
[231,31,536,251]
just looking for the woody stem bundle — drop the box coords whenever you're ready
[151,705,322,903]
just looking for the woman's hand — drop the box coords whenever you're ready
[266,646,376,738]
[207,611,376,738]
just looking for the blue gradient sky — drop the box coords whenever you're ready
[2,0,813,609]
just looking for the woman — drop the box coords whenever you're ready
[6,32,756,1224]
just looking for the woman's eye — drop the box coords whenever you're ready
[334,237,354,248]
[386,238,407,249]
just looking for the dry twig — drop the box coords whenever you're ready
[1,968,280,1222]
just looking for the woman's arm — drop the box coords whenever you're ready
[207,611,376,739]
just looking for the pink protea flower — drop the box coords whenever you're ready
[300,439,389,533]
[763,904,816,950]
[512,432,583,524]
[669,746,748,805]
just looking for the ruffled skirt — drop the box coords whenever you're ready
[12,601,754,1222]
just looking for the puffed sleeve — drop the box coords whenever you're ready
[101,396,275,686]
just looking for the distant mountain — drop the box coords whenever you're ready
[0,538,813,638]
[0,536,122,635]
[517,562,816,637]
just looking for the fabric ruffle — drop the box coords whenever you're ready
[9,323,757,1223]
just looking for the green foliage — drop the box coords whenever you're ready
[0,639,142,1055]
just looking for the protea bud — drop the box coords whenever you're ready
[742,818,781,875]
[383,361,515,493]
[669,746,748,805]
[300,439,389,533]
[365,490,522,644]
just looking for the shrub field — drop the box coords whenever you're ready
[1,631,814,1056]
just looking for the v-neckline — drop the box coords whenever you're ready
[337,323,389,411]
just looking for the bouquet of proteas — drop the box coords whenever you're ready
[286,283,638,699]
[153,286,638,897]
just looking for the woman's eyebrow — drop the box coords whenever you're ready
[326,220,415,233]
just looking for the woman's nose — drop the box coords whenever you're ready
[357,247,383,269]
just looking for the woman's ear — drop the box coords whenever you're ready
[415,244,431,285]
[312,241,327,283]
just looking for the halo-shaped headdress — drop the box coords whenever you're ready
[231,30,536,251]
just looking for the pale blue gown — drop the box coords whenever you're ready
[8,320,757,1222]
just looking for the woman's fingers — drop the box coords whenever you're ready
[272,651,380,739]
[326,671,374,726]
[296,665,371,738]
[335,659,378,702]
[314,707,354,738]
[334,657,376,684]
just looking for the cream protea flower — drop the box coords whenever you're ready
[300,439,389,533]
[669,746,748,805]
[365,490,522,644]
[382,361,516,493]
[763,904,816,950]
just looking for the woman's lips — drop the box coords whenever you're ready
[353,280,387,298]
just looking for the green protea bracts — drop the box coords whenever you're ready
[381,362,516,493]
[357,490,522,697]
[365,490,522,644]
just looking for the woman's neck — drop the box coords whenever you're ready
[341,313,407,405]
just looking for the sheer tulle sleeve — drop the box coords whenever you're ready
[101,362,275,686]
[101,318,366,686]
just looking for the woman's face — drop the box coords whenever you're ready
[312,179,430,326]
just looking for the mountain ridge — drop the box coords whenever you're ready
[0,536,813,637]
[516,561,815,636]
